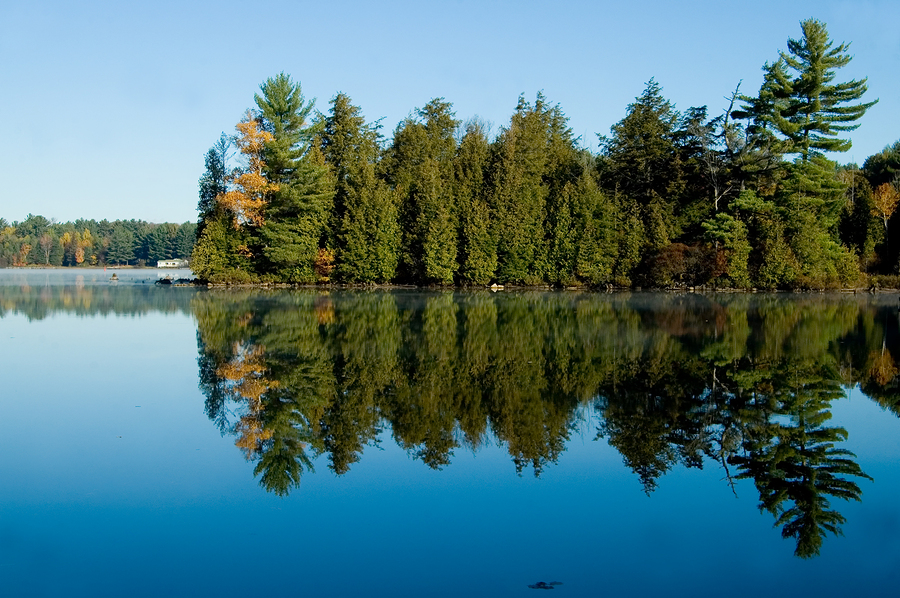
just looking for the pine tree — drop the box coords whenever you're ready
[746,19,877,161]
[255,74,334,281]
[107,227,136,265]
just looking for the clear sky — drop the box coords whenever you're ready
[1,0,897,225]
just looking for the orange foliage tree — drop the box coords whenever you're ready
[217,110,278,229]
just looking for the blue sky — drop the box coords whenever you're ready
[1,0,897,224]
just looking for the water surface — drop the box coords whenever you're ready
[1,269,899,596]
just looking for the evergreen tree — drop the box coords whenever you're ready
[777,156,859,286]
[571,170,617,286]
[863,140,900,189]
[599,80,686,266]
[837,168,879,272]
[145,225,171,263]
[385,98,459,284]
[454,119,496,285]
[173,222,196,259]
[321,93,400,282]
[744,19,877,161]
[255,73,334,282]
[107,227,136,265]
[599,80,683,207]
[197,133,231,239]
[490,93,573,283]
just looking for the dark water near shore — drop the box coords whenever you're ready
[1,269,899,596]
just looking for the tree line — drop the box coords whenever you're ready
[194,19,899,289]
[0,214,195,268]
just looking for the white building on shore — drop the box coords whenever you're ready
[157,259,189,268]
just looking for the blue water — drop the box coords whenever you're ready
[1,270,898,597]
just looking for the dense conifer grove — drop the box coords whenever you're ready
[0,216,195,268]
[191,19,898,289]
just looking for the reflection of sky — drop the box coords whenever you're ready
[1,301,899,596]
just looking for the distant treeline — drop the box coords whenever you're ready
[0,215,195,268]
[194,19,899,289]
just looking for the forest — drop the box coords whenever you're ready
[0,215,195,268]
[192,18,900,289]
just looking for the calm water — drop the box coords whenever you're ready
[1,269,899,597]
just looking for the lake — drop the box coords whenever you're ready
[1,269,899,597]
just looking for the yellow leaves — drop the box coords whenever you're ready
[235,111,274,157]
[872,183,900,230]
[216,110,277,229]
[314,248,336,282]
[869,350,898,386]
[17,243,31,266]
[234,414,274,458]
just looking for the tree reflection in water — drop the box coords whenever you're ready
[192,290,897,557]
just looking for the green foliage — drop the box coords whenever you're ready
[251,75,334,280]
[572,173,616,285]
[107,227,136,265]
[191,215,253,282]
[863,140,900,188]
[491,93,579,284]
[454,120,497,285]
[599,80,682,206]
[319,93,401,283]
[197,133,231,239]
[179,28,889,288]
[741,19,877,160]
[775,156,858,286]
[612,200,644,286]
[838,169,878,270]
[716,215,751,288]
[339,169,401,283]
[255,73,319,182]
[386,98,460,284]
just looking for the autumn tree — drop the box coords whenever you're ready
[872,183,899,233]
[218,110,276,229]
[192,111,273,282]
